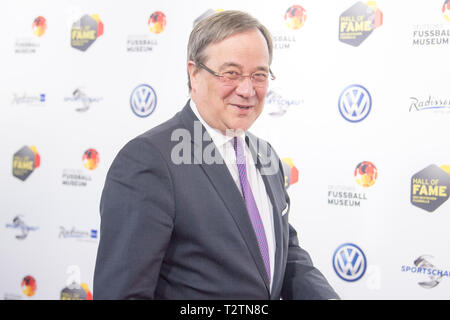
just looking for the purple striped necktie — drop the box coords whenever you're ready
[233,136,270,282]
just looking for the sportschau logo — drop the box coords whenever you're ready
[12,146,40,181]
[130,84,157,117]
[339,1,383,46]
[71,14,103,51]
[264,88,304,117]
[411,164,450,212]
[63,88,103,113]
[333,243,367,282]
[401,255,449,289]
[5,216,39,240]
[338,84,372,122]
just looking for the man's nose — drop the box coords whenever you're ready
[234,76,256,97]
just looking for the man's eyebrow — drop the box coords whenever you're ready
[219,62,269,72]
[219,62,242,70]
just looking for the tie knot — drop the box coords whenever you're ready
[233,137,246,165]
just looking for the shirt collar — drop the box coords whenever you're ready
[189,99,245,150]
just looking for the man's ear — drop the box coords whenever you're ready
[187,61,199,91]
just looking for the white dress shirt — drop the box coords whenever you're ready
[190,100,275,290]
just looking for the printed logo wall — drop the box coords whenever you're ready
[0,1,449,300]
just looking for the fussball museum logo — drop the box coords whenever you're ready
[71,14,104,51]
[148,11,167,34]
[411,1,450,46]
[328,161,376,208]
[411,164,450,213]
[21,275,37,297]
[32,16,47,37]
[284,5,307,30]
[62,148,99,187]
[444,0,450,21]
[82,148,100,170]
[12,146,40,181]
[127,11,167,53]
[354,161,378,187]
[15,16,47,54]
[339,1,383,46]
[272,5,306,51]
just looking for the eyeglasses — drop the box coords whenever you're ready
[197,63,275,88]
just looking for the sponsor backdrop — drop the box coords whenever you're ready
[1,0,449,300]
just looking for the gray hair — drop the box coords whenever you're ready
[187,10,273,91]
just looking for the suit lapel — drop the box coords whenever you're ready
[180,103,271,293]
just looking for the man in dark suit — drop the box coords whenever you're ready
[93,10,339,300]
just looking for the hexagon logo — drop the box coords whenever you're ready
[12,146,40,181]
[339,1,383,46]
[71,14,104,51]
[411,164,450,212]
[282,158,299,189]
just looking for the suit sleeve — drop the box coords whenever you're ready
[276,159,340,300]
[281,224,340,300]
[93,137,175,299]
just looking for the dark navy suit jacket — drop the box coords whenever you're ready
[93,101,339,300]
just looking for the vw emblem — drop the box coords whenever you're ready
[333,243,367,282]
[130,84,157,117]
[338,84,372,122]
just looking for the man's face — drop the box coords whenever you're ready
[189,29,270,134]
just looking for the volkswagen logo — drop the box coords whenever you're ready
[338,84,372,122]
[130,84,157,117]
[333,243,367,282]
